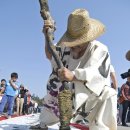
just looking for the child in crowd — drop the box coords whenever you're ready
[0,79,6,102]
[0,72,19,118]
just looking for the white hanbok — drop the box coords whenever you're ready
[40,40,117,130]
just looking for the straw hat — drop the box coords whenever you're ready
[126,50,130,61]
[57,9,105,47]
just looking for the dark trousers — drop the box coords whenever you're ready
[127,109,130,122]
[122,100,130,124]
[22,104,28,114]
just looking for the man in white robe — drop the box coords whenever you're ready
[30,9,117,130]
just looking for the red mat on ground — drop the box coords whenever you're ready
[0,115,19,121]
[70,123,89,130]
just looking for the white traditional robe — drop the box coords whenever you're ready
[40,40,117,130]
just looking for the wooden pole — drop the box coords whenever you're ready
[38,1,72,129]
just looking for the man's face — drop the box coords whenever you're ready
[1,81,6,85]
[70,43,88,58]
[11,77,17,82]
[70,44,86,52]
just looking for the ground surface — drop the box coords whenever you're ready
[0,114,130,130]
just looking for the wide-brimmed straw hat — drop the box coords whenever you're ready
[57,9,105,47]
[126,50,130,61]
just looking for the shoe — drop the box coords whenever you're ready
[29,124,48,130]
[122,123,129,127]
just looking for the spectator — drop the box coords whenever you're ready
[16,84,26,115]
[23,91,31,115]
[22,88,28,115]
[120,76,130,127]
[0,79,6,89]
[0,72,19,118]
[34,102,38,113]
[0,79,6,102]
[27,93,32,114]
[28,100,34,114]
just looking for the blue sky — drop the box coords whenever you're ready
[0,0,130,98]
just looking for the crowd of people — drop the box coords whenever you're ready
[0,72,39,119]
